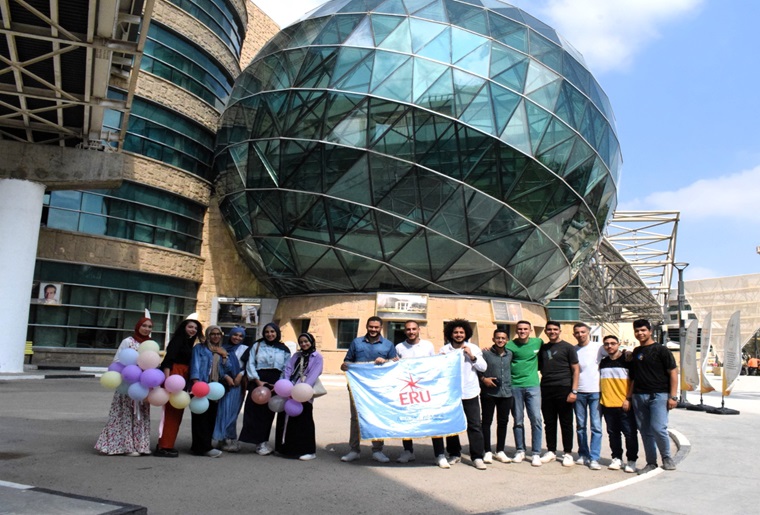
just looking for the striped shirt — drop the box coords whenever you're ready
[599,355,631,408]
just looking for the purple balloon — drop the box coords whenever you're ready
[107,362,125,373]
[140,368,165,388]
[128,382,150,401]
[121,364,142,384]
[284,398,303,417]
[274,379,293,398]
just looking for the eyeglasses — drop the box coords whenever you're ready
[602,342,618,346]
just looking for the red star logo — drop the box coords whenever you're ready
[399,373,422,391]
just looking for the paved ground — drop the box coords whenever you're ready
[0,369,757,514]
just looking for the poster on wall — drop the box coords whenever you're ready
[216,298,261,327]
[491,300,522,322]
[32,282,63,305]
[376,293,428,320]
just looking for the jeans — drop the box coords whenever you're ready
[511,386,542,455]
[632,392,671,465]
[541,385,575,454]
[574,392,602,461]
[481,395,512,453]
[602,406,638,461]
[433,396,484,459]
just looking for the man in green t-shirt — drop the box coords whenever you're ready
[506,320,544,467]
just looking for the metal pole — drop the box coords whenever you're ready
[674,262,689,407]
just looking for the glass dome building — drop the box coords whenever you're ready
[214,0,621,303]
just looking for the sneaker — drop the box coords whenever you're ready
[494,451,512,463]
[125,451,141,457]
[512,451,525,463]
[396,450,415,463]
[589,460,601,470]
[473,458,487,470]
[483,451,493,464]
[447,455,461,465]
[299,453,317,461]
[154,447,177,458]
[256,442,273,456]
[662,457,676,471]
[608,458,622,470]
[531,454,542,467]
[341,451,360,462]
[637,463,658,475]
[372,451,390,463]
[205,449,222,458]
[222,440,240,453]
[575,456,589,466]
[562,454,575,467]
[540,451,556,463]
[624,461,636,473]
[436,454,451,469]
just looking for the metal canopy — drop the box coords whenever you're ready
[0,0,152,149]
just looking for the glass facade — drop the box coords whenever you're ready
[166,0,245,55]
[215,0,621,303]
[29,261,198,349]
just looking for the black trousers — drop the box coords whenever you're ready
[239,369,281,445]
[602,406,639,461]
[541,385,575,454]
[480,395,513,453]
[190,400,219,455]
[432,396,484,459]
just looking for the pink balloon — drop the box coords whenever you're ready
[284,399,303,417]
[147,387,170,406]
[251,386,271,405]
[273,379,293,398]
[136,350,161,371]
[121,364,142,384]
[191,381,210,398]
[164,374,186,393]
[291,382,314,403]
[140,368,165,388]
[107,362,125,373]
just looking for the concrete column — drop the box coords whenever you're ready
[0,178,45,373]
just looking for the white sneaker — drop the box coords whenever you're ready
[372,451,390,463]
[483,451,493,463]
[436,454,450,469]
[512,451,525,463]
[608,458,622,470]
[540,451,556,463]
[205,449,222,458]
[624,461,636,473]
[299,453,316,461]
[256,442,272,456]
[340,451,360,462]
[473,458,487,470]
[589,460,602,470]
[575,456,589,466]
[447,455,461,465]
[396,450,415,463]
[494,451,512,463]
[531,454,542,467]
[562,454,575,467]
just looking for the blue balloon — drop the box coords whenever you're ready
[189,396,209,414]
[207,382,225,401]
[118,348,139,366]
[127,382,149,401]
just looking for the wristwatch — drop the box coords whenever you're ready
[571,390,578,394]
[670,396,678,401]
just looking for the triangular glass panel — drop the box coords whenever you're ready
[410,17,447,53]
[414,67,454,116]
[462,187,501,243]
[539,205,578,247]
[371,54,414,102]
[343,16,375,47]
[412,57,448,102]
[436,248,499,282]
[490,44,527,90]
[314,13,365,45]
[377,171,422,222]
[374,211,418,260]
[371,14,405,46]
[561,139,594,179]
[424,228,468,278]
[458,125,492,179]
[340,0,384,14]
[536,136,576,176]
[322,144,367,192]
[500,100,532,155]
[337,249,383,290]
[334,51,375,93]
[563,155,594,194]
[508,246,555,288]
[583,158,607,196]
[290,238,330,273]
[427,185,468,241]
[459,83,494,133]
[596,124,610,166]
[447,0,488,36]
[258,237,297,275]
[522,11,560,44]
[324,96,368,148]
[414,112,455,168]
[296,47,339,89]
[416,167,458,223]
[415,25,451,63]
[289,197,332,244]
[525,102,552,152]
[404,0,436,14]
[453,69,485,117]
[529,30,562,72]
[389,229,433,279]
[411,0,448,23]
[490,83,520,135]
[368,154,413,204]
[375,0,407,15]
[378,17,412,53]
[330,47,372,87]
[247,190,286,234]
[524,60,560,95]
[474,222,532,264]
[307,249,356,291]
[451,26,486,64]
[371,107,414,161]
[487,11,527,52]
[363,265,404,291]
[456,41,491,78]
[526,77,562,111]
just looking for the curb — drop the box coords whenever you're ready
[0,481,146,515]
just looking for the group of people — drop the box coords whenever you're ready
[95,318,323,461]
[340,317,678,475]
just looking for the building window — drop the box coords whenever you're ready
[337,319,359,349]
[166,0,244,55]
[299,319,311,334]
[495,323,511,338]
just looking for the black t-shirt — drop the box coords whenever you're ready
[630,343,677,394]
[539,340,579,387]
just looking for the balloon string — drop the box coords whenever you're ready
[281,414,289,444]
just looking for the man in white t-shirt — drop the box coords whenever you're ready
[573,322,606,470]
[395,320,436,464]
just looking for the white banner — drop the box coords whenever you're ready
[722,311,742,395]
[681,319,699,391]
[700,312,715,394]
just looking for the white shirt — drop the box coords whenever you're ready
[576,341,606,393]
[439,342,487,399]
[395,339,436,358]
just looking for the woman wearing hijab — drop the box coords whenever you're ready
[213,326,247,452]
[238,322,291,455]
[275,332,323,460]
[155,318,203,458]
[189,325,237,457]
[95,317,154,456]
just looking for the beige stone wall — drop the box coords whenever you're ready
[239,1,280,70]
[135,73,221,130]
[121,154,211,205]
[274,294,549,373]
[37,229,205,283]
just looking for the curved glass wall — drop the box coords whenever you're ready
[143,23,234,111]
[28,261,198,349]
[215,0,621,302]
[42,182,205,254]
[167,0,245,55]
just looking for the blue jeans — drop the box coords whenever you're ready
[632,392,671,465]
[574,392,602,461]
[511,386,542,455]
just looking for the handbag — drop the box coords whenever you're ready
[299,356,327,397]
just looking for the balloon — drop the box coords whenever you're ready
[169,390,191,409]
[137,350,161,371]
[100,371,122,389]
[116,381,130,395]
[267,395,286,413]
[118,348,139,366]
[164,374,186,393]
[191,381,210,398]
[121,364,142,384]
[291,382,314,403]
[251,386,271,405]
[128,382,150,401]
[140,368,165,388]
[138,340,160,354]
[273,379,293,398]
[207,382,225,401]
[189,396,210,414]
[284,399,303,417]
[147,387,170,406]
[107,362,125,373]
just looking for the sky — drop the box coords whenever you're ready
[250,0,760,283]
